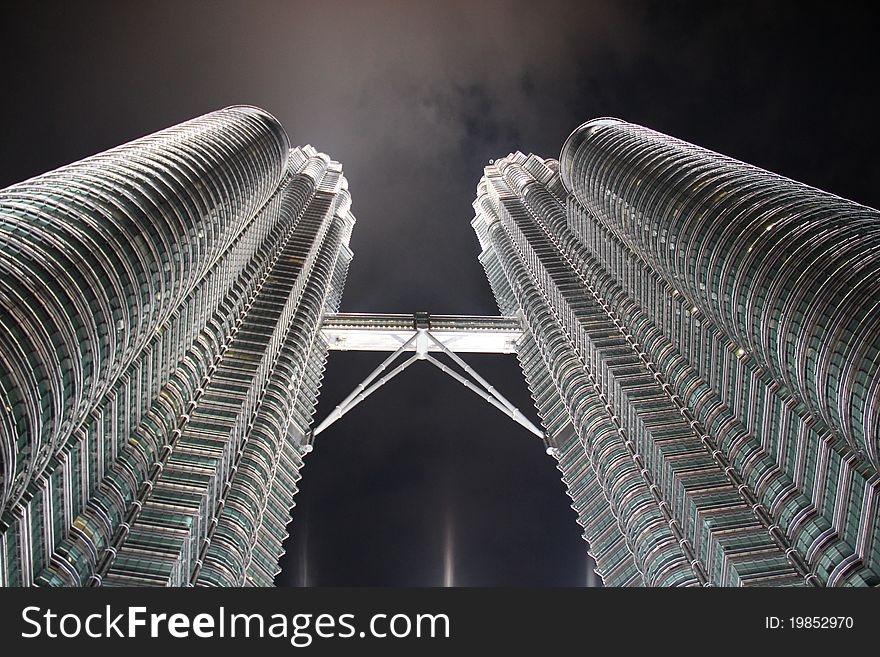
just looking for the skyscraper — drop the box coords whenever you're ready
[0,107,355,586]
[472,119,880,586]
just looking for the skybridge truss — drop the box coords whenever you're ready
[312,312,544,440]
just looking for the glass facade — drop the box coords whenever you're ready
[0,108,354,586]
[473,120,880,586]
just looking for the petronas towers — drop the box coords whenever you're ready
[1,108,877,586]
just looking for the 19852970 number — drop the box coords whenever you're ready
[765,616,854,629]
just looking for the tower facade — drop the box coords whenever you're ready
[0,107,355,585]
[472,119,880,586]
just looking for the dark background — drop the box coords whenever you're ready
[2,1,877,586]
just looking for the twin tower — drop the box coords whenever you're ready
[1,106,878,587]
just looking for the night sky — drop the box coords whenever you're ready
[2,1,878,586]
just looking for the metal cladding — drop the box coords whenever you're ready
[561,118,880,470]
[0,106,289,513]
[0,108,355,586]
[473,123,880,586]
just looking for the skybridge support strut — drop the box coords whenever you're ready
[422,355,543,438]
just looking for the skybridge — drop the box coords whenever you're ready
[312,312,544,441]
